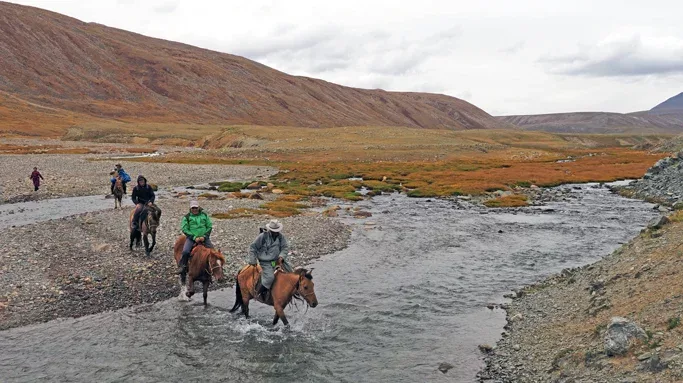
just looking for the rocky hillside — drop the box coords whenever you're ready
[0,2,509,134]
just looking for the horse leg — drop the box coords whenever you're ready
[143,233,150,256]
[186,276,195,298]
[129,231,135,250]
[148,232,156,254]
[274,304,288,327]
[178,273,191,301]
[272,313,280,326]
[202,281,209,306]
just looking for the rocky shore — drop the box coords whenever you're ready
[0,196,350,330]
[479,162,683,382]
[615,150,683,206]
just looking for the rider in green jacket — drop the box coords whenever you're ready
[177,200,214,274]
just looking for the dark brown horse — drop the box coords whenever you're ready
[112,175,124,209]
[230,264,318,326]
[129,203,161,256]
[173,235,225,305]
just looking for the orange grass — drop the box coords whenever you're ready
[484,195,529,208]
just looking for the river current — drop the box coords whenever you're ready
[0,183,657,382]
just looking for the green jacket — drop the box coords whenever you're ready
[181,209,212,238]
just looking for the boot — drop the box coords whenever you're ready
[258,285,269,301]
[176,253,190,274]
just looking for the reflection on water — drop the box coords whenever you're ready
[0,184,657,382]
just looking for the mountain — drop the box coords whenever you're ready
[0,2,509,135]
[500,93,683,134]
[651,92,683,114]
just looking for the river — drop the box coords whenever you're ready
[0,183,657,382]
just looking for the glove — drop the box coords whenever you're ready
[196,237,204,243]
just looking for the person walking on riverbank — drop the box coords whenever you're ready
[248,220,292,301]
[29,167,44,191]
[176,200,214,274]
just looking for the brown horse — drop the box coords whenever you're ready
[113,176,124,209]
[173,235,225,305]
[129,203,162,256]
[230,264,318,326]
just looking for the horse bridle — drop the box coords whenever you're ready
[295,275,316,298]
[205,257,223,279]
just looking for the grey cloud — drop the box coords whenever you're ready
[499,41,525,55]
[226,24,462,78]
[541,34,683,77]
[153,2,178,14]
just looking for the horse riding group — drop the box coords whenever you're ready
[110,164,318,326]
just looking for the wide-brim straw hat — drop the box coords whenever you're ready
[265,219,283,232]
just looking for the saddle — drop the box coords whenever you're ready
[245,264,283,305]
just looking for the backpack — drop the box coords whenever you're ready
[120,170,131,183]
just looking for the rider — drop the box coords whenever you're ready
[248,219,291,301]
[110,164,131,195]
[131,175,155,231]
[176,200,214,274]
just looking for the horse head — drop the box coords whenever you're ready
[295,267,317,308]
[207,248,225,281]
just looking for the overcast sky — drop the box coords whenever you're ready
[9,0,683,115]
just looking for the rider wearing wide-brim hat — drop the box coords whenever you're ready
[248,219,292,300]
[177,200,214,274]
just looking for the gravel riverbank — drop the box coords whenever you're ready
[0,196,350,330]
[0,153,276,203]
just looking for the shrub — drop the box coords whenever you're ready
[668,317,681,330]
[217,182,246,192]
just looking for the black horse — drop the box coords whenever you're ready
[129,203,162,256]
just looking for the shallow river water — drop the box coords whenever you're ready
[0,184,657,382]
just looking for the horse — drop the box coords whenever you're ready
[129,203,162,256]
[230,264,318,326]
[173,235,225,305]
[112,176,124,209]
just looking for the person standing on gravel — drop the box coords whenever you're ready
[110,164,131,195]
[176,200,214,274]
[29,167,44,191]
[131,175,155,231]
[248,220,293,301]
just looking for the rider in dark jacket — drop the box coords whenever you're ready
[131,175,155,230]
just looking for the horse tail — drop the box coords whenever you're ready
[229,277,243,313]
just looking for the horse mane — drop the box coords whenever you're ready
[294,267,313,280]
[192,245,225,264]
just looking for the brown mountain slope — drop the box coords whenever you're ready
[498,112,683,134]
[0,1,508,134]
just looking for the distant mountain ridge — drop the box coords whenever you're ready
[0,1,509,135]
[651,92,683,113]
[499,93,683,134]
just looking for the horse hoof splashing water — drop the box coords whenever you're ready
[230,265,318,326]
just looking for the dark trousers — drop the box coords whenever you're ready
[132,204,144,230]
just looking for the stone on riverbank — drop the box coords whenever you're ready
[604,317,648,356]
